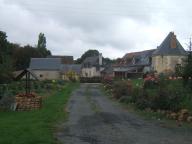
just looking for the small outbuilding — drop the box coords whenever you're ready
[29,58,81,80]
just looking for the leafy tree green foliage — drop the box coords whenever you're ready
[115,58,123,64]
[37,33,51,57]
[183,51,192,89]
[175,64,183,77]
[0,31,13,83]
[75,49,99,64]
[0,31,8,62]
[0,57,13,84]
[12,45,42,70]
[37,33,46,49]
[103,57,116,65]
[75,49,116,64]
[0,31,7,49]
[0,31,53,83]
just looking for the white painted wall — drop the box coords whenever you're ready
[81,67,101,77]
[31,70,61,80]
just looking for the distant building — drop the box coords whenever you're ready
[113,49,155,79]
[152,32,187,73]
[60,64,81,80]
[113,32,187,78]
[81,53,104,77]
[101,64,114,78]
[47,55,74,64]
[29,58,81,80]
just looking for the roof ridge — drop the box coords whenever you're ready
[153,32,187,56]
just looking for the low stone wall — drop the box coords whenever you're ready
[15,94,42,111]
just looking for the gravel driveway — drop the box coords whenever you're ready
[56,83,192,144]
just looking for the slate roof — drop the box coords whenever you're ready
[113,66,140,72]
[83,56,99,65]
[121,49,155,66]
[29,58,61,70]
[60,64,81,74]
[153,32,187,56]
[47,55,74,64]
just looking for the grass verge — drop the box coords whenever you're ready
[0,82,79,144]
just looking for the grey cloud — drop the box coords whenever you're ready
[0,0,191,59]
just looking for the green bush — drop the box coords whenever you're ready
[143,80,158,89]
[130,80,189,112]
[112,81,131,99]
[106,78,192,113]
[151,89,184,111]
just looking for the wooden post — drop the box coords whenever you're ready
[25,71,31,95]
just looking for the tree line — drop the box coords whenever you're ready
[0,31,51,83]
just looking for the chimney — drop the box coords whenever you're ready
[99,53,102,65]
[170,32,177,48]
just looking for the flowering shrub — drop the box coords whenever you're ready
[143,73,159,89]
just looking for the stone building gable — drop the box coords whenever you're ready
[153,32,187,56]
[152,32,187,73]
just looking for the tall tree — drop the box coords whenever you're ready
[37,33,51,57]
[183,38,192,89]
[0,31,13,83]
[13,45,42,70]
[37,33,46,49]
[0,31,8,63]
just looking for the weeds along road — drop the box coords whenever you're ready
[56,83,192,144]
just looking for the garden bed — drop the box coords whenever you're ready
[102,77,192,124]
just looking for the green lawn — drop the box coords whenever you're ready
[0,83,79,144]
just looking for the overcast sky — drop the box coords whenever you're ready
[0,0,192,59]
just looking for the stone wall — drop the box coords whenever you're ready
[31,70,60,80]
[152,55,186,73]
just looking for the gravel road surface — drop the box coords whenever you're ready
[56,83,192,144]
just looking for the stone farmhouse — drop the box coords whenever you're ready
[107,32,187,79]
[113,49,155,78]
[29,56,81,80]
[28,32,187,80]
[152,32,187,73]
[81,53,104,77]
